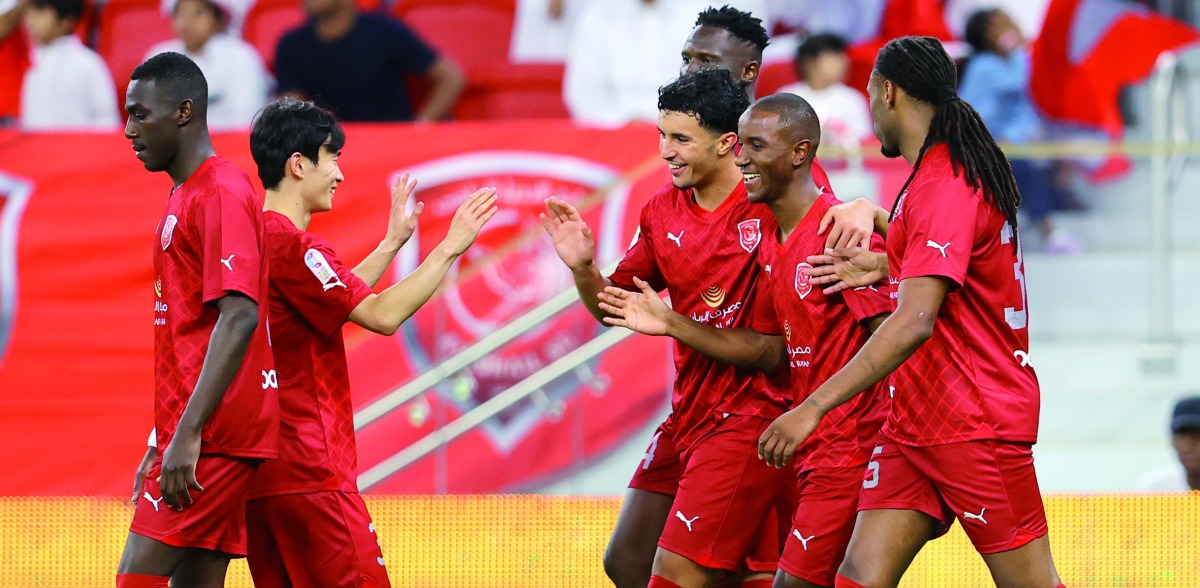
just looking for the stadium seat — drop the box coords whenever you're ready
[394,0,515,84]
[241,0,307,72]
[757,60,799,97]
[454,68,567,120]
[96,0,173,110]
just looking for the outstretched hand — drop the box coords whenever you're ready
[597,277,670,336]
[442,187,499,255]
[384,172,424,247]
[539,196,595,271]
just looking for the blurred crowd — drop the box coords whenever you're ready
[0,0,1195,252]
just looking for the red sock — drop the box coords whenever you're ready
[834,575,867,588]
[1056,585,1066,588]
[648,576,685,588]
[116,574,170,588]
[734,580,774,588]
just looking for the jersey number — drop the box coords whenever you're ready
[1000,222,1028,330]
[863,446,883,489]
[261,370,279,390]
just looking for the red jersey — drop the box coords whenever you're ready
[885,144,1039,445]
[152,157,277,459]
[249,212,374,499]
[610,181,788,448]
[756,192,892,472]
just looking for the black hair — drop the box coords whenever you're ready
[249,97,346,190]
[695,5,769,55]
[964,9,1002,54]
[797,33,848,61]
[30,0,84,21]
[747,93,821,149]
[658,68,750,135]
[130,52,209,109]
[875,36,1021,232]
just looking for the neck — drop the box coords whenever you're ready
[766,172,821,241]
[263,187,313,230]
[167,136,216,187]
[314,6,355,41]
[899,108,934,166]
[691,158,744,211]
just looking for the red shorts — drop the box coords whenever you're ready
[129,455,259,556]
[246,491,390,588]
[658,415,793,573]
[778,466,863,585]
[857,437,1049,554]
[627,422,683,496]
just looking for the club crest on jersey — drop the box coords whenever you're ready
[304,248,345,291]
[795,263,813,299]
[160,215,178,250]
[737,219,761,253]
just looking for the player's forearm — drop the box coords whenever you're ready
[664,313,784,372]
[415,60,465,122]
[363,243,460,334]
[352,238,404,288]
[571,263,616,323]
[176,297,258,436]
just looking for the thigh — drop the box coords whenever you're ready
[981,535,1062,588]
[659,416,791,574]
[778,467,863,587]
[246,498,292,588]
[906,441,1049,555]
[856,439,953,539]
[628,423,684,496]
[838,509,935,588]
[607,487,676,567]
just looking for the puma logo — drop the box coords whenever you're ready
[963,508,988,525]
[925,240,951,258]
[142,492,164,512]
[220,254,236,271]
[792,529,816,550]
[674,510,699,532]
[1014,350,1031,367]
[667,231,684,248]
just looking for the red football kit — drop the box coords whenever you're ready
[245,211,389,587]
[755,192,892,585]
[612,181,791,572]
[131,157,276,555]
[858,144,1048,554]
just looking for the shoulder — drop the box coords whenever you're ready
[910,147,976,200]
[643,182,682,212]
[1134,463,1188,491]
[215,35,263,60]
[210,158,259,195]
[360,12,410,35]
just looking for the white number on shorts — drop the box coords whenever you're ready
[261,369,279,390]
[1000,221,1028,330]
[863,446,883,489]
[641,431,661,470]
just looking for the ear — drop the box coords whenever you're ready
[716,131,739,157]
[288,153,306,180]
[743,60,760,84]
[883,80,898,111]
[792,140,813,167]
[176,99,194,126]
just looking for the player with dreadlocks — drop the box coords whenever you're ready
[758,36,1065,588]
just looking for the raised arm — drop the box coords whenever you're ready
[540,196,619,323]
[352,172,423,287]
[348,187,497,335]
[598,277,785,373]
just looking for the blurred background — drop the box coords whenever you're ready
[2,0,1199,585]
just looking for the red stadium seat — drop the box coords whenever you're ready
[96,0,173,109]
[393,0,515,83]
[757,60,799,97]
[454,66,566,120]
[242,0,308,72]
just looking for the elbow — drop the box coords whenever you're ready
[225,303,260,339]
[908,311,937,347]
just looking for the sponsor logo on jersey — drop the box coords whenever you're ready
[795,262,813,299]
[304,249,345,291]
[153,278,162,298]
[783,319,791,341]
[690,300,743,325]
[701,285,725,308]
[737,219,761,253]
[160,214,178,250]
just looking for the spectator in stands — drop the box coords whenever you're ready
[0,0,28,125]
[19,0,118,130]
[958,7,1082,253]
[1136,396,1200,491]
[145,0,270,130]
[159,0,252,34]
[777,33,871,149]
[274,0,465,122]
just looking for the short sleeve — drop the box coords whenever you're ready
[749,290,781,335]
[198,186,264,304]
[274,237,374,337]
[387,17,439,75]
[897,175,978,287]
[841,233,894,322]
[608,206,665,292]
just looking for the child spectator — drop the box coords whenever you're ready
[20,0,118,130]
[777,33,872,149]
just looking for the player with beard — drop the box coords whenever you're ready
[758,36,1066,588]
[543,68,789,588]
[598,93,892,588]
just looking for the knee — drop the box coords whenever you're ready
[836,558,893,588]
[603,544,651,588]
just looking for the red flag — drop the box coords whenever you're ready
[1031,0,1200,136]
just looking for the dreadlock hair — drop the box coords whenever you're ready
[695,5,769,56]
[874,36,1021,232]
[658,68,750,136]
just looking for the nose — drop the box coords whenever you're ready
[124,118,137,139]
[733,149,749,168]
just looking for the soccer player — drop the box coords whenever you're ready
[757,36,1066,588]
[543,68,790,588]
[681,6,770,98]
[598,93,892,588]
[244,98,497,587]
[117,51,277,588]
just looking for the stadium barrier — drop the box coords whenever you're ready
[2,493,1197,587]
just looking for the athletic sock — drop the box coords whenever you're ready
[116,573,170,588]
[648,575,686,588]
[834,575,867,588]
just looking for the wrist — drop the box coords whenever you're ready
[378,236,403,255]
[569,259,599,277]
[433,242,463,261]
[801,394,832,418]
